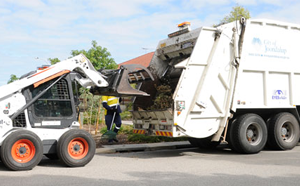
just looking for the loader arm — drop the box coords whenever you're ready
[0,54,154,101]
[0,54,108,101]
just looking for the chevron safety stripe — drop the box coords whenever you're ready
[155,131,173,137]
[133,129,145,134]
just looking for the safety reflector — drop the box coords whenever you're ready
[33,70,70,88]
[155,131,173,137]
[133,129,145,134]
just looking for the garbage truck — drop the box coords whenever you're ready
[131,18,300,154]
[0,54,152,170]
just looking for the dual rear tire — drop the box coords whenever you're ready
[229,114,267,154]
[228,112,300,154]
[267,112,300,150]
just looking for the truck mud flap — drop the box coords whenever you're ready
[90,64,154,97]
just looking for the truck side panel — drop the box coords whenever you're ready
[174,27,236,138]
[233,20,300,110]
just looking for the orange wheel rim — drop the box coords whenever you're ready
[68,137,89,159]
[11,139,36,163]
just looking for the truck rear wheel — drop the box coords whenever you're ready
[228,118,242,153]
[0,130,43,171]
[57,129,96,167]
[230,114,267,154]
[267,112,300,150]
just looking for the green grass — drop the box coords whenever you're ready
[99,124,133,134]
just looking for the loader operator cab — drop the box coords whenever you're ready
[21,73,78,129]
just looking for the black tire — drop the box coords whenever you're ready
[188,137,220,149]
[228,118,243,153]
[0,130,43,171]
[267,112,300,150]
[57,129,96,167]
[231,114,267,154]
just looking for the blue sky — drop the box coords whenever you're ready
[0,0,300,85]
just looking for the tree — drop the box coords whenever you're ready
[48,58,60,65]
[71,40,117,70]
[220,5,251,25]
[7,74,19,84]
[70,40,117,126]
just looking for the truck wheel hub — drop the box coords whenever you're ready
[12,139,36,163]
[281,125,289,136]
[247,129,254,138]
[68,137,89,159]
[19,147,27,155]
[73,144,80,152]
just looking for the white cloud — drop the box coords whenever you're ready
[253,1,300,24]
[4,0,46,9]
[0,8,11,14]
[89,1,145,18]
[183,0,231,10]
[1,0,300,86]
[235,0,256,5]
[232,0,294,7]
[83,0,175,19]
[258,0,286,6]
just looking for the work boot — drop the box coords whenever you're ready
[108,139,113,144]
[113,128,119,134]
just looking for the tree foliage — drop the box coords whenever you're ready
[7,74,19,84]
[220,5,251,24]
[71,40,117,70]
[48,58,60,65]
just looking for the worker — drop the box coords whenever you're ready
[102,96,122,143]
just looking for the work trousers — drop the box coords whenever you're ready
[105,113,122,133]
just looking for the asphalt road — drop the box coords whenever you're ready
[1,145,300,186]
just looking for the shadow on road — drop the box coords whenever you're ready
[0,156,67,171]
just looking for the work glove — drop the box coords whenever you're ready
[110,106,118,112]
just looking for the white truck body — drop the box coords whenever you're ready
[132,19,300,153]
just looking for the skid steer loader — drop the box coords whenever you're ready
[0,54,153,171]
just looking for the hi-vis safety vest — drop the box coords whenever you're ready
[102,96,119,115]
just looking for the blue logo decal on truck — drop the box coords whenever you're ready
[249,38,289,59]
[252,38,262,45]
[272,90,287,100]
[252,38,263,53]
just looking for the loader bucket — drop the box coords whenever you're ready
[90,64,154,97]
